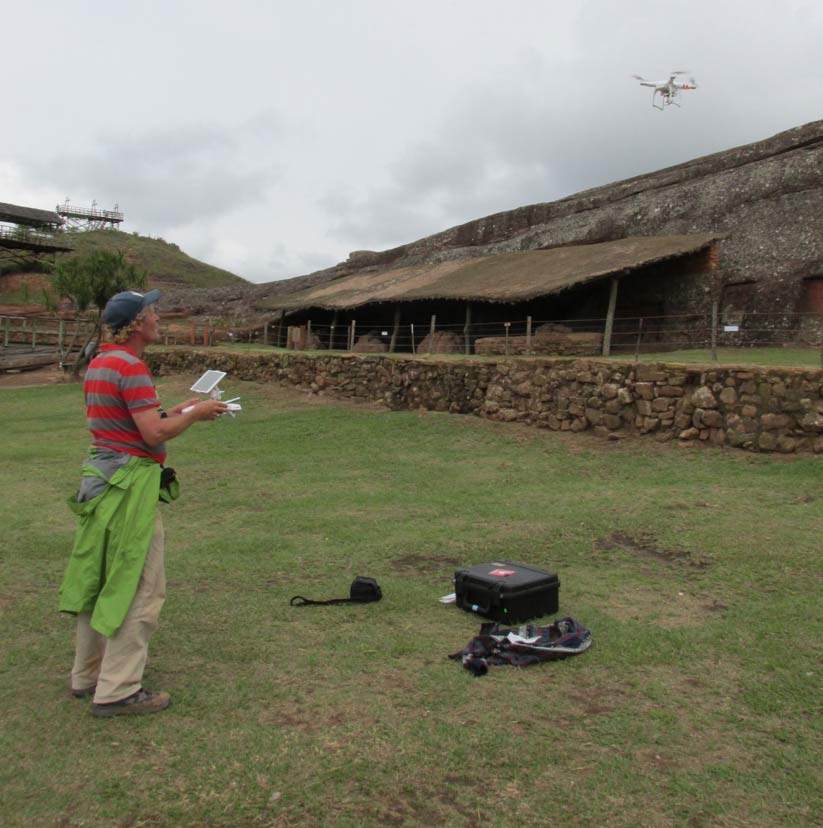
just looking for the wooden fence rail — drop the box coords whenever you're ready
[0,315,97,363]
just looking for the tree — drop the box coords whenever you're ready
[53,251,147,376]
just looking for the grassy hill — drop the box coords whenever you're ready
[62,229,249,288]
[0,229,249,308]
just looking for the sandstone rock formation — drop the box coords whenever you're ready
[167,120,823,325]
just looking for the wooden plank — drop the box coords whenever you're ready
[601,277,619,356]
[0,351,61,371]
[389,307,401,353]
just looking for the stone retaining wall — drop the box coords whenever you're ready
[148,349,823,454]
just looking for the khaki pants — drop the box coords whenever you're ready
[71,512,166,704]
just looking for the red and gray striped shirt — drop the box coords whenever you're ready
[84,343,166,464]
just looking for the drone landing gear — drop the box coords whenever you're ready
[652,92,680,110]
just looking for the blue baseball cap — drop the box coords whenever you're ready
[102,289,161,331]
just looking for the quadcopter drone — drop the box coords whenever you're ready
[632,71,698,110]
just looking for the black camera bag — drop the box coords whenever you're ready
[290,576,382,607]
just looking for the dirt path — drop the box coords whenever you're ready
[0,364,72,388]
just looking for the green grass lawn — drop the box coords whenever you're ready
[1,375,822,828]
[611,347,823,368]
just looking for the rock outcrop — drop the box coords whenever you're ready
[168,120,823,323]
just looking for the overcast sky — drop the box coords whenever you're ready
[2,1,821,284]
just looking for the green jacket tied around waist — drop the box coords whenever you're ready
[59,455,162,638]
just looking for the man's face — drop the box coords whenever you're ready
[134,305,161,344]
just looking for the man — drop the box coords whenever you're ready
[59,289,227,717]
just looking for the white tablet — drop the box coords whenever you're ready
[189,370,227,394]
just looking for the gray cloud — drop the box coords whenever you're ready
[28,118,282,231]
[4,1,822,283]
[320,2,823,257]
[264,244,337,281]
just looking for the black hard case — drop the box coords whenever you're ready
[454,561,559,623]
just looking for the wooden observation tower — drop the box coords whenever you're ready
[56,198,124,230]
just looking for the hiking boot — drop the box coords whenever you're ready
[90,688,171,718]
[71,685,96,699]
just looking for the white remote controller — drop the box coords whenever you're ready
[181,402,242,414]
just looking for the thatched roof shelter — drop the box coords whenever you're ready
[0,202,64,228]
[278,234,717,312]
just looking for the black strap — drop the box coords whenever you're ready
[289,595,356,607]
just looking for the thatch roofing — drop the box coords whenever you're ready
[280,233,717,311]
[0,201,64,228]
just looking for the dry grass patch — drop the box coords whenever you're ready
[594,530,710,569]
[391,553,461,577]
[599,586,729,628]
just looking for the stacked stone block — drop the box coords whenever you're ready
[148,350,823,454]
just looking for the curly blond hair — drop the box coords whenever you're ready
[102,308,149,344]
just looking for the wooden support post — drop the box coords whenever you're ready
[526,316,532,354]
[202,320,209,346]
[32,323,37,349]
[463,303,472,355]
[389,307,401,353]
[263,322,269,345]
[504,322,511,356]
[190,321,196,346]
[428,315,436,354]
[329,311,338,350]
[602,277,619,357]
[58,320,65,355]
[634,318,644,362]
[275,309,285,348]
[349,319,356,351]
[711,300,718,362]
[307,320,312,347]
[63,320,79,358]
[3,316,9,348]
[410,323,416,354]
